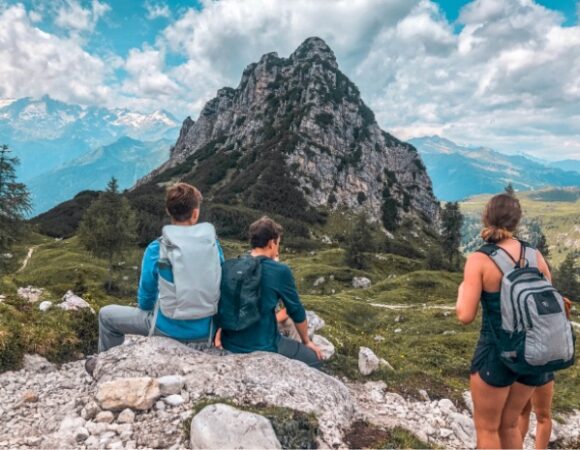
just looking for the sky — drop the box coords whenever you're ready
[0,0,579,160]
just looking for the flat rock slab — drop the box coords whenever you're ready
[190,403,281,449]
[96,377,161,411]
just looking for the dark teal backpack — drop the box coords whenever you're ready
[216,255,266,331]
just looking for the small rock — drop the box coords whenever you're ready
[117,408,135,424]
[158,375,184,396]
[81,401,100,420]
[394,315,402,323]
[443,330,456,335]
[38,300,53,312]
[75,427,90,443]
[190,404,282,449]
[313,276,325,287]
[438,398,457,415]
[155,400,166,411]
[22,354,56,373]
[57,290,93,311]
[59,416,86,434]
[95,411,115,424]
[394,328,402,333]
[321,235,332,245]
[85,436,99,448]
[373,335,385,342]
[352,277,372,289]
[440,428,453,438]
[164,394,185,407]
[312,335,335,360]
[419,389,430,402]
[96,377,161,411]
[306,310,325,337]
[358,347,380,376]
[17,286,44,303]
[22,390,39,403]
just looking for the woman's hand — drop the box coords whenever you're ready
[563,297,573,319]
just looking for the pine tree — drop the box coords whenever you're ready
[345,214,373,270]
[554,252,580,301]
[0,144,32,258]
[535,230,550,260]
[78,177,137,290]
[505,183,515,197]
[441,202,464,270]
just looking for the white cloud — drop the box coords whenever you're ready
[55,0,110,36]
[0,4,110,104]
[145,0,171,20]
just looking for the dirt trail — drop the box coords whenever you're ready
[16,245,39,273]
[369,302,455,311]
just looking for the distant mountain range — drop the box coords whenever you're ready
[0,96,179,215]
[28,137,172,215]
[410,136,580,201]
[0,96,179,182]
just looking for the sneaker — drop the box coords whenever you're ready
[84,356,97,378]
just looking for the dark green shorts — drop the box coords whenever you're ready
[471,339,555,388]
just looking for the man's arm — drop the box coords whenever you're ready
[277,266,322,360]
[216,240,225,264]
[137,241,160,311]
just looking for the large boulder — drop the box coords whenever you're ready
[96,377,161,411]
[57,290,93,312]
[93,337,354,447]
[190,404,281,449]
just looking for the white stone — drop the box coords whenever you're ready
[358,347,380,376]
[75,427,90,443]
[313,276,325,287]
[163,394,185,407]
[95,411,115,424]
[190,404,281,449]
[312,335,335,360]
[373,335,385,342]
[462,391,474,414]
[96,377,161,411]
[419,389,430,402]
[22,354,56,373]
[440,428,453,438]
[17,286,44,303]
[155,400,166,411]
[81,401,100,420]
[57,290,93,312]
[379,358,395,371]
[438,398,457,415]
[449,412,475,446]
[59,416,86,434]
[306,310,325,338]
[117,408,135,424]
[157,375,184,396]
[38,300,52,311]
[394,328,402,333]
[352,277,372,289]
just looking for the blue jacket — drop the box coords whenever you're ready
[137,237,225,340]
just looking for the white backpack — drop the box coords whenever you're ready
[149,223,221,336]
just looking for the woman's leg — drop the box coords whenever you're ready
[500,382,536,449]
[532,381,554,450]
[518,399,533,441]
[470,372,511,449]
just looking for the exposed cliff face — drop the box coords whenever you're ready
[139,37,439,228]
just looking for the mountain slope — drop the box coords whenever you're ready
[27,137,172,215]
[410,136,580,201]
[0,96,179,182]
[135,37,439,230]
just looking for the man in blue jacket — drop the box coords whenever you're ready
[86,183,223,374]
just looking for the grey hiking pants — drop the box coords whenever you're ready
[98,305,167,352]
[277,335,322,370]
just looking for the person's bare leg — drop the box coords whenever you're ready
[532,381,554,449]
[500,382,536,449]
[519,400,532,441]
[470,373,510,449]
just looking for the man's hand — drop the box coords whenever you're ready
[305,341,323,360]
[214,328,223,349]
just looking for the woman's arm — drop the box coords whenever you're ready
[456,253,484,324]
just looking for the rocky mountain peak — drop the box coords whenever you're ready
[139,37,439,231]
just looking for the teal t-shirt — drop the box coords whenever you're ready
[221,258,307,353]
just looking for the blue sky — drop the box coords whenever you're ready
[1,0,580,159]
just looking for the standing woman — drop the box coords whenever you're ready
[456,194,553,449]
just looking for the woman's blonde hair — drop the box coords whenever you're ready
[481,193,522,243]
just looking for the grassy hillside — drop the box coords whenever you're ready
[460,188,580,266]
[1,228,578,415]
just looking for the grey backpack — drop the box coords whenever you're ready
[479,241,575,375]
[149,223,221,336]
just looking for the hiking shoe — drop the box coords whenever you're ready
[84,356,97,378]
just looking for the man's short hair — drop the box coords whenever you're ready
[165,183,202,222]
[249,216,283,249]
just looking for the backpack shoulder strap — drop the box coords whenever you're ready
[477,243,517,275]
[519,240,538,269]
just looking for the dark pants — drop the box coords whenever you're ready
[277,335,322,370]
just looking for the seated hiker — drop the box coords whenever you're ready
[86,183,223,374]
[215,216,322,369]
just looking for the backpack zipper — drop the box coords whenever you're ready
[519,287,557,329]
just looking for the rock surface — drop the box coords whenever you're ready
[358,347,380,375]
[57,290,93,311]
[352,277,372,289]
[96,377,161,411]
[17,286,44,303]
[189,403,282,449]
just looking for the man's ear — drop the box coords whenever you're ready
[192,208,200,223]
